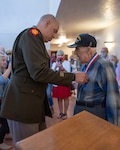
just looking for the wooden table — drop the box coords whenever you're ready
[16,111,120,150]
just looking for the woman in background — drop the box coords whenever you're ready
[0,54,12,150]
[52,50,71,119]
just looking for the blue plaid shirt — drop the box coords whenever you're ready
[76,53,120,125]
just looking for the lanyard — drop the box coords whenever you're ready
[85,53,99,73]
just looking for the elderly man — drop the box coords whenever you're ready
[68,33,120,126]
[100,47,109,59]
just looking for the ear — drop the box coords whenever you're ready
[87,47,90,52]
[46,20,51,27]
[87,47,92,53]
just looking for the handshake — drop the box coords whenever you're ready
[74,71,88,84]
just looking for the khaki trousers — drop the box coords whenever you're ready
[7,119,46,144]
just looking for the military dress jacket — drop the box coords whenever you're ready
[0,27,74,123]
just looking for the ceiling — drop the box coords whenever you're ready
[51,0,120,49]
[0,0,120,50]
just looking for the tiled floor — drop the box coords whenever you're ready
[46,94,76,128]
[4,94,76,149]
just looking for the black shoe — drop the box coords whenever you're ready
[62,114,67,120]
[57,113,63,119]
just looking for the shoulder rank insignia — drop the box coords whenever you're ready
[30,28,40,36]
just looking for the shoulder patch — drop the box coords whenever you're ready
[30,28,40,36]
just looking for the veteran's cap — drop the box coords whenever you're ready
[68,34,97,48]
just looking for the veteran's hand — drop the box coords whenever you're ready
[75,72,88,84]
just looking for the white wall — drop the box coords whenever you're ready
[51,20,120,60]
[51,20,120,61]
[0,0,61,50]
[94,21,120,59]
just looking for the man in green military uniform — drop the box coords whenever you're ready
[0,14,88,143]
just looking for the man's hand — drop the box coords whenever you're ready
[75,72,88,84]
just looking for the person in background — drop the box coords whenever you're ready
[68,33,120,126]
[109,54,120,92]
[0,14,88,143]
[51,52,56,63]
[52,50,71,119]
[69,55,79,95]
[46,83,54,113]
[46,50,54,113]
[6,50,12,65]
[0,54,12,150]
[109,54,118,69]
[100,47,109,59]
[0,47,5,55]
[5,50,12,80]
[70,55,76,72]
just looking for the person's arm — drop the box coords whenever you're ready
[21,29,88,86]
[51,62,58,71]
[2,62,11,80]
[61,61,71,72]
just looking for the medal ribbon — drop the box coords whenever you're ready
[85,53,99,73]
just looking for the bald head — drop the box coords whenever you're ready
[36,14,59,42]
[39,14,58,22]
